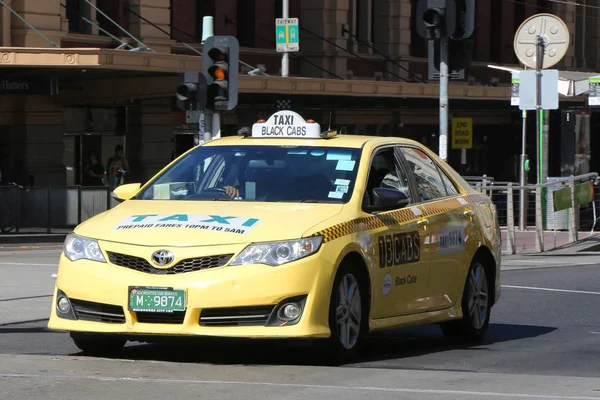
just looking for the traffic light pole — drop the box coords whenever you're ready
[281,0,289,77]
[439,38,449,162]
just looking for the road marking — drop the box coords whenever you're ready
[502,285,600,295]
[1,373,599,399]
[0,295,52,302]
[590,331,600,335]
[0,262,57,267]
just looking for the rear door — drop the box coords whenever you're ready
[398,146,471,311]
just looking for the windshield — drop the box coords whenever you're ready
[137,145,363,203]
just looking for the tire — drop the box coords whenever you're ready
[440,257,491,343]
[322,263,369,363]
[70,332,127,355]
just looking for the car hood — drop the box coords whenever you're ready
[74,200,345,247]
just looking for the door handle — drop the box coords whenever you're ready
[459,210,474,218]
[416,219,430,227]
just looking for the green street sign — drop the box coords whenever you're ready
[275,18,299,52]
[553,181,595,212]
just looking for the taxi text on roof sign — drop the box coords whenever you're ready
[251,111,322,138]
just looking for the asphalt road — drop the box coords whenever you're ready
[1,244,600,399]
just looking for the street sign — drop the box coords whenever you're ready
[514,14,569,70]
[519,70,559,111]
[553,181,594,212]
[511,72,520,106]
[589,77,600,106]
[276,18,299,52]
[451,118,473,149]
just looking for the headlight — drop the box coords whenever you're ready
[63,233,106,263]
[230,236,323,266]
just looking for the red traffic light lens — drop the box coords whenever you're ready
[208,48,226,62]
[423,8,443,27]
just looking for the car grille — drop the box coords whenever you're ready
[70,298,126,324]
[199,306,276,327]
[135,311,186,324]
[106,252,233,275]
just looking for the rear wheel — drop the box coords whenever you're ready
[322,264,368,362]
[440,258,491,342]
[70,332,127,355]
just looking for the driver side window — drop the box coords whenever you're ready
[365,147,412,206]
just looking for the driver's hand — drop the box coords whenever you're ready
[224,186,240,198]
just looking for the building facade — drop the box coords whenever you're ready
[0,0,595,188]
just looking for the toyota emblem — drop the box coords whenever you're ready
[151,250,174,267]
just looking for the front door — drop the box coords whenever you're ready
[366,146,432,319]
[399,146,469,311]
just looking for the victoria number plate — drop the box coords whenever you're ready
[128,286,186,312]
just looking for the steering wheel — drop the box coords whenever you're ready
[203,187,228,195]
[185,187,231,200]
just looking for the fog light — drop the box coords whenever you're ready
[278,303,301,321]
[57,296,71,314]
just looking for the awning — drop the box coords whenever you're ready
[488,64,598,97]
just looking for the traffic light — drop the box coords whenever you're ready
[175,72,207,111]
[416,0,457,40]
[203,35,239,111]
[428,39,472,80]
[454,0,476,39]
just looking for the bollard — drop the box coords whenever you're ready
[535,184,544,252]
[506,183,516,254]
[568,175,578,243]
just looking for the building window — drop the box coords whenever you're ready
[96,0,129,38]
[66,0,92,34]
[490,0,502,63]
[197,0,216,41]
[237,0,255,47]
[410,0,425,57]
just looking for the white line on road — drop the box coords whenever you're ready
[502,285,600,295]
[0,262,57,267]
[1,373,599,400]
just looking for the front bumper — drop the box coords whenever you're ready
[47,241,335,339]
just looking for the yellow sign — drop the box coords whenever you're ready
[451,118,473,149]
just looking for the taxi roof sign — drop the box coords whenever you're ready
[251,110,322,139]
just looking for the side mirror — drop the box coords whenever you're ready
[112,183,141,202]
[366,188,410,212]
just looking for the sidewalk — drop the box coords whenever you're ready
[501,234,600,270]
[0,228,70,245]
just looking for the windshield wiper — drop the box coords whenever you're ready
[300,199,340,203]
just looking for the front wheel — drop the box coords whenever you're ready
[70,332,127,355]
[440,259,491,343]
[322,265,367,362]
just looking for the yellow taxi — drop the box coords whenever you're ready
[48,110,501,359]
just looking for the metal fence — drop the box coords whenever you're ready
[2,175,600,253]
[0,185,119,234]
[468,173,600,254]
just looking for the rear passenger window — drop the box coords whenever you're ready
[400,147,456,202]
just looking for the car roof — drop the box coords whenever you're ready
[201,134,423,149]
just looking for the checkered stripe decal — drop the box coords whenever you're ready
[276,100,291,110]
[309,194,491,243]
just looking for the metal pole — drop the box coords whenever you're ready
[281,0,289,77]
[519,109,528,231]
[439,38,449,161]
[212,113,221,140]
[535,36,543,185]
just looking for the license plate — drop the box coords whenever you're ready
[128,286,186,313]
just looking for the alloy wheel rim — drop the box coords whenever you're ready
[335,274,362,350]
[467,263,489,330]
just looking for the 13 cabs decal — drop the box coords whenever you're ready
[377,231,420,268]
